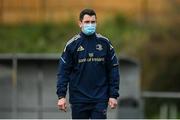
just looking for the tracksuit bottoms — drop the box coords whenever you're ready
[71,102,108,119]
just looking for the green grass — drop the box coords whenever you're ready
[0,13,147,55]
[0,22,79,53]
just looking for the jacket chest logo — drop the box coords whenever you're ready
[96,44,103,51]
[77,45,84,51]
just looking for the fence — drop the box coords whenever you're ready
[0,0,179,25]
[142,91,180,119]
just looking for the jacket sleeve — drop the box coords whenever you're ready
[56,45,73,98]
[106,42,120,99]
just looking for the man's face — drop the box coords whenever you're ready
[79,15,96,28]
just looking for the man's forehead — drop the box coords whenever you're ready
[83,15,96,20]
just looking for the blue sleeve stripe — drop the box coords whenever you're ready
[111,54,115,60]
[60,57,66,64]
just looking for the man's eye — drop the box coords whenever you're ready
[91,21,96,24]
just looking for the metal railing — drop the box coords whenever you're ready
[142,91,180,119]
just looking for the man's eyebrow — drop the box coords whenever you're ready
[84,20,96,22]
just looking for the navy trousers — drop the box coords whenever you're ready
[71,102,108,119]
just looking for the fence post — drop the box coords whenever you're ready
[160,103,168,119]
[169,103,177,119]
[37,62,44,119]
[12,55,18,118]
[0,0,4,23]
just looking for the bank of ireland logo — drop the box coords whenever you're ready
[77,45,84,51]
[96,44,103,51]
[88,53,94,57]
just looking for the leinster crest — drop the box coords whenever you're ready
[96,44,103,51]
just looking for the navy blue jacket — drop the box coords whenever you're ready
[56,32,120,104]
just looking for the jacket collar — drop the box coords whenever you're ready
[80,31,96,39]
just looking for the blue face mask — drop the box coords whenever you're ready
[82,23,96,36]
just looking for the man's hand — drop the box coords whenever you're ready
[108,98,118,109]
[57,98,67,112]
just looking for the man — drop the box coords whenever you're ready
[56,8,120,119]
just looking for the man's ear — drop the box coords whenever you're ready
[78,21,82,28]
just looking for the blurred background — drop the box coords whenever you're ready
[0,0,179,119]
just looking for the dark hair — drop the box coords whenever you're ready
[79,8,96,21]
